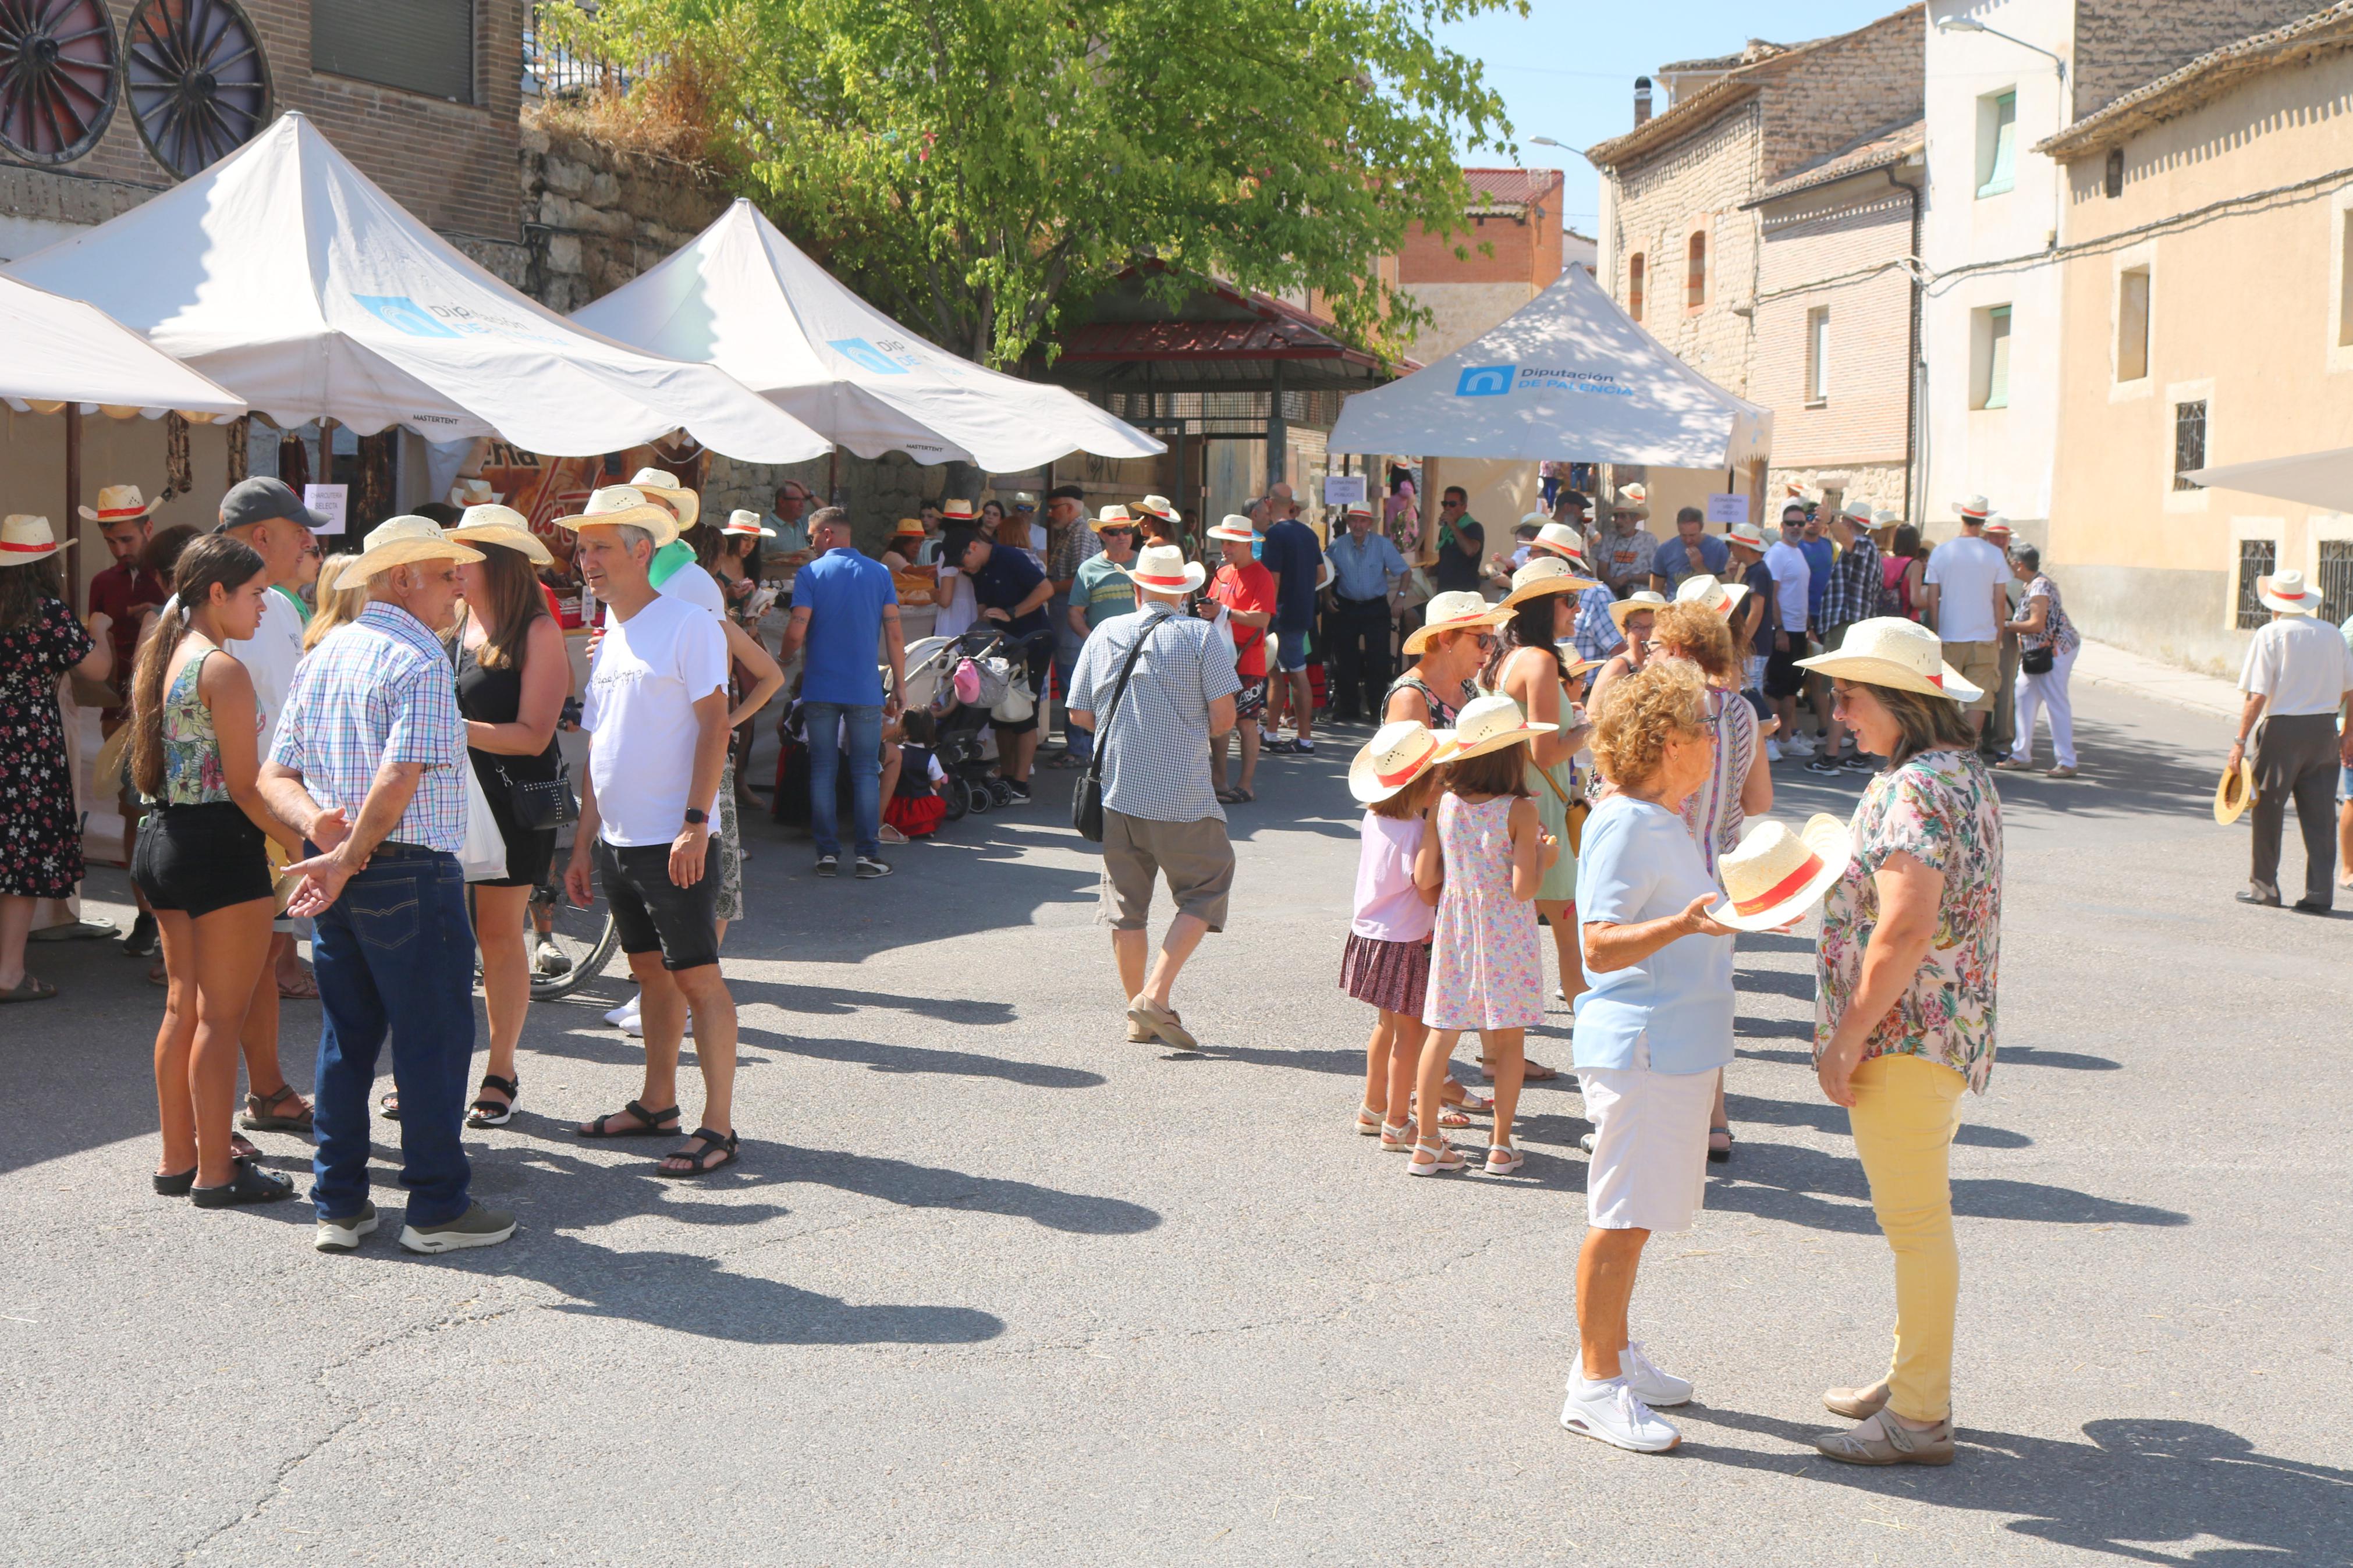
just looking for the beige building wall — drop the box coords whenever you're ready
[2046,44,2353,675]
[1400,280,1545,362]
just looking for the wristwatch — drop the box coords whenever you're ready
[683,808,708,827]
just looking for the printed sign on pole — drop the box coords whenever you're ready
[1322,474,1368,508]
[304,483,349,536]
[1705,492,1750,528]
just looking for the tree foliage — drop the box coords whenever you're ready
[548,0,1521,368]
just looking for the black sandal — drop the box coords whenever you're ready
[242,1083,314,1133]
[577,1099,680,1139]
[465,1074,520,1129]
[154,1166,196,1196]
[190,1158,296,1208]
[655,1126,740,1178]
[1708,1125,1734,1165]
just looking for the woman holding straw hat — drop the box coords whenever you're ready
[1791,616,2002,1467]
[1382,589,1506,731]
[1480,555,1603,1074]
[1559,660,1744,1452]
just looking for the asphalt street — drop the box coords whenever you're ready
[4,674,2349,1566]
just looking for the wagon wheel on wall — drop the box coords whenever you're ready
[122,0,269,181]
[0,0,119,165]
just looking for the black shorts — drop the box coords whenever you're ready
[132,802,274,919]
[597,837,721,971]
[1763,641,1808,699]
[1232,677,1268,721]
[472,758,559,889]
[992,641,1053,736]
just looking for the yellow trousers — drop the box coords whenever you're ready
[1848,1052,1967,1423]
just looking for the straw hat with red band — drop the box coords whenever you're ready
[1530,522,1590,565]
[1094,503,1140,532]
[886,517,926,541]
[1725,519,1769,552]
[727,510,781,538]
[1402,589,1510,655]
[1607,588,1668,631]
[1137,495,1181,522]
[1348,720,1445,804]
[942,499,978,522]
[1115,541,1206,594]
[448,503,555,566]
[79,484,158,523]
[2257,568,2327,616]
[1500,554,1600,608]
[1674,573,1749,617]
[1205,515,1255,545]
[1952,494,1992,522]
[0,514,73,565]
[1709,814,1852,931]
[1794,615,1983,703]
[1432,691,1557,764]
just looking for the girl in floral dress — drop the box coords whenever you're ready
[1410,694,1559,1177]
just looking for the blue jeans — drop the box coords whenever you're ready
[1055,617,1092,762]
[310,846,477,1225]
[804,700,882,858]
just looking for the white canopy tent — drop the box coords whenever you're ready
[1327,264,1772,468]
[2183,447,2353,511]
[8,114,827,463]
[572,198,1163,471]
[0,274,247,421]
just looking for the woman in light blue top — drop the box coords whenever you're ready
[1560,660,1737,1456]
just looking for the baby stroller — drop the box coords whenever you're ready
[896,626,1048,819]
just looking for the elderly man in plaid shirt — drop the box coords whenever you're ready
[1807,502,1884,774]
[261,517,516,1258]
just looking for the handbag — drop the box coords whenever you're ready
[2021,643,2054,675]
[1072,620,1162,843]
[459,760,509,884]
[497,758,578,830]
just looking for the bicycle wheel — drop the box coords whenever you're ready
[526,876,620,1001]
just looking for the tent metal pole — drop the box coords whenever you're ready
[64,404,83,610]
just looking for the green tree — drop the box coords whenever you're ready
[548,0,1521,368]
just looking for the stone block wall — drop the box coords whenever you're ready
[1753,8,1926,186]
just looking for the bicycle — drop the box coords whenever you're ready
[466,812,622,1002]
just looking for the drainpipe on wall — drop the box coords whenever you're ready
[1891,160,1927,525]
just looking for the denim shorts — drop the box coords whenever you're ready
[1274,627,1310,673]
[598,837,721,970]
[2341,763,2353,805]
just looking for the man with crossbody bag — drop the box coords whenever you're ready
[1067,541,1242,1051]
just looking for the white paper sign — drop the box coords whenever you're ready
[1322,474,1368,508]
[1705,492,1750,527]
[304,483,349,536]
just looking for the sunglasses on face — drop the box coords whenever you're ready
[1099,527,1135,538]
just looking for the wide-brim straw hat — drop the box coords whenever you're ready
[1675,573,1749,617]
[730,510,782,538]
[1116,541,1206,593]
[1725,520,1768,552]
[1607,589,1668,630]
[1500,555,1600,608]
[626,468,700,529]
[1348,720,1445,804]
[447,503,554,565]
[329,515,482,591]
[1095,503,1140,531]
[2257,569,2326,615]
[1403,589,1510,655]
[1952,494,1992,522]
[942,499,978,522]
[1137,495,1181,522]
[553,485,682,549]
[1612,483,1648,517]
[1205,515,1256,545]
[1531,522,1589,564]
[1433,691,1556,764]
[450,478,502,508]
[1795,614,1983,703]
[0,514,73,564]
[79,484,157,522]
[1709,813,1854,931]
[2213,756,2258,825]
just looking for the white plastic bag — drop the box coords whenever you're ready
[459,760,507,884]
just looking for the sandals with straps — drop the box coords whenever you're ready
[241,1083,314,1133]
[656,1126,740,1178]
[577,1099,680,1139]
[1406,1138,1465,1177]
[466,1074,520,1129]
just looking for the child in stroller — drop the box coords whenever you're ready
[896,625,1052,819]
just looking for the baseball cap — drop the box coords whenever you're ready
[217,477,327,533]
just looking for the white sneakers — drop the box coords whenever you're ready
[606,991,690,1039]
[1559,1343,1691,1453]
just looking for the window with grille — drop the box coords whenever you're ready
[1686,233,1706,308]
[2236,538,2276,630]
[2174,400,2207,489]
[2116,267,2149,382]
[1978,91,2017,197]
[1805,307,1830,406]
[2317,539,2353,624]
[1628,254,1645,321]
[315,0,476,104]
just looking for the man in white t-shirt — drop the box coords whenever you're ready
[1761,506,1815,755]
[560,485,744,1176]
[2227,568,2353,910]
[1920,496,2011,741]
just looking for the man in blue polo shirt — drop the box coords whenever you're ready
[1648,506,1730,593]
[779,507,905,877]
[1256,496,1326,753]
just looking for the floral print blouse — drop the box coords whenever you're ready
[1815,747,2003,1093]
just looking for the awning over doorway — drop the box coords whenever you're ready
[0,274,245,419]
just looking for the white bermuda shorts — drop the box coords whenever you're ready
[1580,1041,1717,1233]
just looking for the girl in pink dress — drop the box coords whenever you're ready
[1412,694,1559,1177]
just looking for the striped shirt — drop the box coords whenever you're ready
[271,600,467,853]
[1571,584,1626,662]
[1069,601,1241,823]
[1678,686,1759,883]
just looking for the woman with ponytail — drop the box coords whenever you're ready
[130,535,307,1209]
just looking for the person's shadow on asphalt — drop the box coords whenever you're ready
[1676,1407,2352,1564]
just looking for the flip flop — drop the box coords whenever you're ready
[1479,1058,1559,1082]
[0,975,58,1003]
[276,966,320,1001]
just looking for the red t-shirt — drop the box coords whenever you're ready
[1210,560,1277,680]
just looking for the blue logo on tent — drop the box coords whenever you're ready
[354,295,463,339]
[1456,364,1514,397]
[828,337,911,375]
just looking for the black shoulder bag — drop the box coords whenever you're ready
[1072,620,1162,842]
